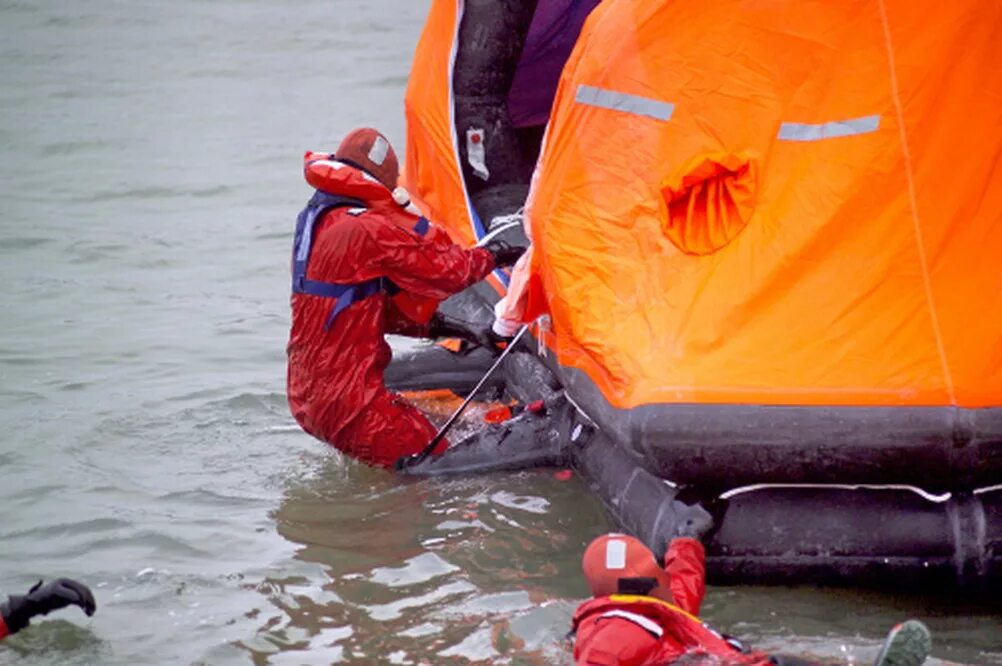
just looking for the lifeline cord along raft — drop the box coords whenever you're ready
[388,0,1002,587]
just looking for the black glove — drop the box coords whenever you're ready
[1,578,96,634]
[672,501,714,540]
[427,313,504,352]
[482,239,525,268]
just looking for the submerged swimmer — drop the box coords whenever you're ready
[0,578,96,640]
[286,127,524,468]
[572,525,932,666]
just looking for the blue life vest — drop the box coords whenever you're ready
[292,190,432,330]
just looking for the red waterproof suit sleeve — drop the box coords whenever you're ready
[663,537,706,615]
[344,211,496,300]
[0,615,9,640]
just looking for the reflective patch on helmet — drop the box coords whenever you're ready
[606,538,627,569]
[368,135,389,165]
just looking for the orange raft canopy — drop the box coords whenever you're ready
[402,0,1002,493]
[525,0,1002,412]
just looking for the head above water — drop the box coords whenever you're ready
[582,533,672,602]
[335,127,399,191]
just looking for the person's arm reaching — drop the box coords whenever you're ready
[663,537,706,615]
[348,214,523,300]
[371,220,495,298]
[492,246,533,337]
[0,579,96,639]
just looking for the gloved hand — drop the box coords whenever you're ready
[1,578,96,634]
[427,312,506,352]
[483,239,525,268]
[672,502,714,540]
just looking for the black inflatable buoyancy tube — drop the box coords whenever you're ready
[502,350,563,404]
[385,329,1002,585]
[454,0,538,230]
[384,288,504,395]
[708,486,1002,587]
[383,342,503,396]
[556,361,1002,492]
[570,421,708,551]
[575,422,1002,585]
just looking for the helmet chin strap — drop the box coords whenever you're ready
[617,577,659,596]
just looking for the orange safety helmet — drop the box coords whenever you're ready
[336,127,399,191]
[582,533,672,601]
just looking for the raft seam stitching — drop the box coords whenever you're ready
[877,0,956,405]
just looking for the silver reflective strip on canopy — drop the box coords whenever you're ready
[778,115,881,141]
[575,84,674,121]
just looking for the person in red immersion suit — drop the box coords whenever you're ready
[1,579,96,641]
[572,519,772,666]
[286,128,524,468]
[572,525,932,666]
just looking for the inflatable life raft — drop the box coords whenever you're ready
[389,0,1002,587]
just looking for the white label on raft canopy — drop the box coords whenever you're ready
[466,128,490,181]
[606,539,627,569]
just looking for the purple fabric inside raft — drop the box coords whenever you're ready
[507,0,602,128]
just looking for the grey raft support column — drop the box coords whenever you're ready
[453,0,538,231]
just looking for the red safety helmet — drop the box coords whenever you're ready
[582,533,672,601]
[335,127,400,190]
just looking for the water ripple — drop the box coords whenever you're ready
[1,517,131,541]
[1,236,55,250]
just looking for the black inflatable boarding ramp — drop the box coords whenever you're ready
[397,392,572,476]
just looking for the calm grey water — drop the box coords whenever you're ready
[0,2,999,664]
